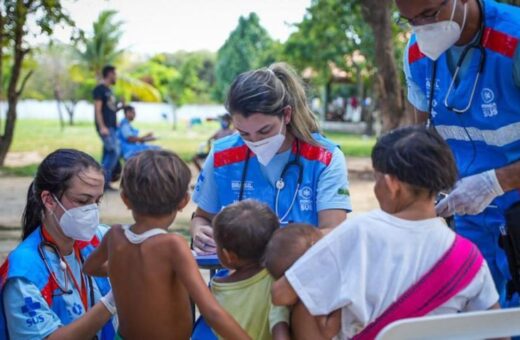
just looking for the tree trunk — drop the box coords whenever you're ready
[361,0,404,132]
[54,87,66,131]
[64,101,77,126]
[324,81,331,121]
[0,0,27,166]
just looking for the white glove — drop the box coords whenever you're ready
[435,170,504,217]
[100,290,117,315]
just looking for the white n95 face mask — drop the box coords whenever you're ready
[412,0,468,61]
[53,195,99,241]
[243,122,286,166]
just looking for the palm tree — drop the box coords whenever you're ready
[80,10,124,80]
[77,10,161,102]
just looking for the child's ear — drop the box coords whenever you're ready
[222,248,239,265]
[177,192,190,212]
[384,174,401,199]
[120,191,132,210]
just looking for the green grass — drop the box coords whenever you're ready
[325,131,376,157]
[0,164,39,177]
[1,119,375,176]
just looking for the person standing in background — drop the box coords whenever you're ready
[93,65,123,192]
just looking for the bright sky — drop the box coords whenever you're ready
[53,0,312,55]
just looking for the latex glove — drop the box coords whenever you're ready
[100,290,117,315]
[192,225,217,255]
[436,170,504,217]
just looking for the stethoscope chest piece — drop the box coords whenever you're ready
[276,179,285,190]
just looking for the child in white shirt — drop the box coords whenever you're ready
[270,126,499,339]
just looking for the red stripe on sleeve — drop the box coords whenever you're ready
[482,27,519,58]
[214,145,251,168]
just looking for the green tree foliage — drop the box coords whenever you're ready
[0,0,75,165]
[78,10,124,79]
[284,0,412,131]
[77,10,160,103]
[214,13,277,101]
[130,51,216,106]
[284,0,374,85]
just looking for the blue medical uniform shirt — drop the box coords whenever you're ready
[193,146,352,215]
[403,39,520,112]
[3,245,104,339]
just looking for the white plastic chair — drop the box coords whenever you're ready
[376,308,520,340]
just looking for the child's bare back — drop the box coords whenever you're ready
[108,225,192,339]
[83,150,250,340]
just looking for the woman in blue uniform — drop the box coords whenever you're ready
[0,149,116,339]
[191,63,352,255]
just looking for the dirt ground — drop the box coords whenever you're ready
[0,156,378,263]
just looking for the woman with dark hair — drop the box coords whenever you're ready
[0,149,116,339]
[191,63,352,254]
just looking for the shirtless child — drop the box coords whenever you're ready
[83,150,249,340]
[264,224,341,340]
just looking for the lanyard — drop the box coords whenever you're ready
[42,228,90,312]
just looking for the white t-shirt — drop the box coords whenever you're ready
[285,209,499,339]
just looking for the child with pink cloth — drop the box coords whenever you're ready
[271,126,499,339]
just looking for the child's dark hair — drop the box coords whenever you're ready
[213,200,278,263]
[22,149,102,240]
[371,126,457,196]
[121,150,191,215]
[123,105,135,114]
[264,224,322,279]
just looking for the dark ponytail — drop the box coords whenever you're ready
[21,181,44,240]
[21,149,102,240]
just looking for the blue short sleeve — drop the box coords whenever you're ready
[3,278,62,339]
[192,149,221,214]
[119,122,134,140]
[316,148,352,212]
[404,42,429,112]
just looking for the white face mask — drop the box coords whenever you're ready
[53,195,99,241]
[412,0,468,61]
[243,122,286,166]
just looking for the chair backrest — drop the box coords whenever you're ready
[376,308,520,340]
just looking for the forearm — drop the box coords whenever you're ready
[46,302,111,339]
[83,262,108,277]
[318,209,347,232]
[496,160,520,192]
[95,110,106,130]
[126,136,141,143]
[83,239,109,277]
[316,309,341,339]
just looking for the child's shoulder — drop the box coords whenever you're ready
[144,232,190,254]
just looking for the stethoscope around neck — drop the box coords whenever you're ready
[428,0,487,120]
[38,229,95,309]
[239,139,303,224]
